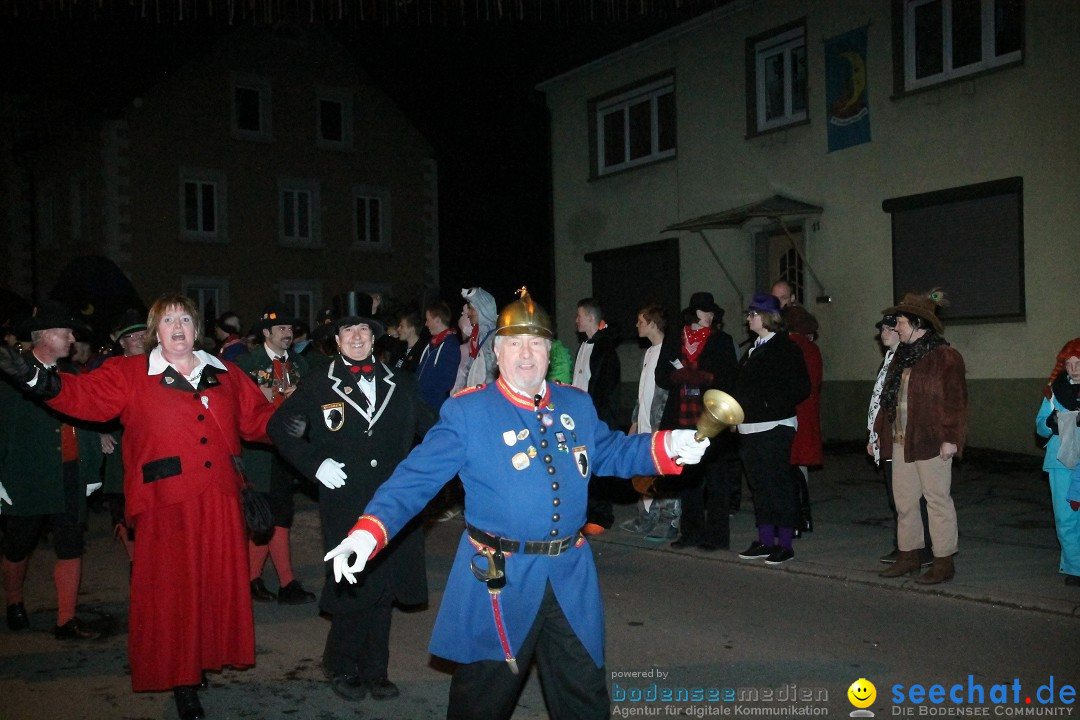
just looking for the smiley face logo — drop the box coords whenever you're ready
[847,678,876,709]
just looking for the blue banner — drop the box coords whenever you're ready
[825,26,871,153]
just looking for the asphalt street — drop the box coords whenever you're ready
[1,445,1078,719]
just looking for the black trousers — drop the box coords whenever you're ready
[267,458,296,528]
[677,455,740,546]
[323,587,393,681]
[739,426,799,529]
[3,462,85,562]
[585,476,615,529]
[447,582,608,720]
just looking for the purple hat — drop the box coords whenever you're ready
[746,293,781,315]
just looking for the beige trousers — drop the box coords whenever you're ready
[891,443,958,556]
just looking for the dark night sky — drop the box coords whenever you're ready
[0,14,702,312]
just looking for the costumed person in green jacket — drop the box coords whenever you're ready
[236,305,316,606]
[1,302,104,640]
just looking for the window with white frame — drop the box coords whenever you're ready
[180,168,227,243]
[592,75,675,176]
[748,22,808,135]
[353,185,390,249]
[232,74,272,141]
[280,282,320,329]
[899,0,1023,92]
[317,88,353,149]
[279,179,321,246]
[181,277,229,334]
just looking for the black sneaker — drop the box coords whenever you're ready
[277,580,316,605]
[7,602,29,631]
[737,541,774,560]
[764,546,795,565]
[328,673,368,702]
[367,676,401,700]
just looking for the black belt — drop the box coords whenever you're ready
[467,524,580,557]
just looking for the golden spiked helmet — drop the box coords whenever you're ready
[496,287,553,339]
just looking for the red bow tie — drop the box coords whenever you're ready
[349,364,375,381]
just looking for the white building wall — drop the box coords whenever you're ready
[542,0,1080,453]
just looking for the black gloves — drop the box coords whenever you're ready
[283,414,308,438]
[0,346,61,399]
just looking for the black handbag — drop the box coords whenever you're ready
[206,403,275,545]
[242,484,274,546]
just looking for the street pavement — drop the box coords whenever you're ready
[1,444,1077,719]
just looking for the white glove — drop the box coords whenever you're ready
[86,482,102,497]
[0,482,11,514]
[316,458,347,489]
[666,429,710,466]
[323,530,377,584]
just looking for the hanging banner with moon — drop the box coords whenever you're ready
[825,26,871,153]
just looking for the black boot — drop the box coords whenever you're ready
[173,685,205,720]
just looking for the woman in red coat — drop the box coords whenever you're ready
[785,306,823,533]
[2,294,276,720]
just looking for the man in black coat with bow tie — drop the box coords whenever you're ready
[267,314,434,703]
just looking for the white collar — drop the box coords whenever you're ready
[148,346,227,376]
[264,343,288,361]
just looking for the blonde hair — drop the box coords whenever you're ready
[144,293,201,354]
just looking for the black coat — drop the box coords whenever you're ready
[732,332,811,424]
[581,327,621,429]
[655,327,739,431]
[267,357,435,613]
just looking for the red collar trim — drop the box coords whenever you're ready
[496,376,550,410]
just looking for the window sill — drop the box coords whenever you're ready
[745,117,810,141]
[591,153,676,182]
[178,233,229,245]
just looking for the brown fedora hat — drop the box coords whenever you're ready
[882,290,947,334]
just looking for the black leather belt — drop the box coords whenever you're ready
[467,524,580,557]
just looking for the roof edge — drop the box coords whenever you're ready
[535,0,756,93]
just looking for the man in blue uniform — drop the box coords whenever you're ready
[323,288,709,720]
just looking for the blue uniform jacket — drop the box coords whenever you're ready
[354,378,679,667]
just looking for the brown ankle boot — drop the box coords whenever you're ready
[915,555,955,584]
[879,550,921,577]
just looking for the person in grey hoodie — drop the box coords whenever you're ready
[452,287,498,395]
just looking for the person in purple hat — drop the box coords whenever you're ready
[732,293,810,566]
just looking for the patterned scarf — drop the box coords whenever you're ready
[682,325,711,366]
[879,332,949,421]
[677,325,712,428]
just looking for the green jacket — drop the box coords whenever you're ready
[546,339,573,385]
[235,346,310,492]
[0,357,99,518]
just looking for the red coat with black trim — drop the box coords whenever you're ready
[45,353,274,519]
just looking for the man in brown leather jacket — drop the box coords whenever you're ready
[874,290,967,584]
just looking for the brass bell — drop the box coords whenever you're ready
[694,389,745,442]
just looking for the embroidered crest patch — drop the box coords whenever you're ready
[572,446,589,478]
[322,402,345,432]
